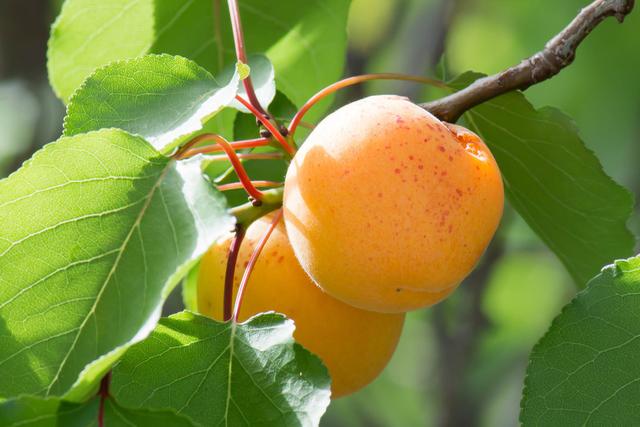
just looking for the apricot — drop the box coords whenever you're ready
[197,216,405,398]
[283,95,504,313]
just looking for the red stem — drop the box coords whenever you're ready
[224,227,246,321]
[233,210,282,321]
[179,137,270,158]
[206,152,283,162]
[235,95,295,155]
[179,134,265,202]
[97,372,111,427]
[227,0,267,115]
[288,73,446,136]
[218,180,282,191]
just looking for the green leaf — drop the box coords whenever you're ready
[0,396,98,426]
[112,311,331,427]
[47,0,155,103]
[0,129,234,400]
[103,399,196,427]
[450,72,635,286]
[0,395,195,426]
[63,55,240,153]
[48,0,352,113]
[521,255,640,426]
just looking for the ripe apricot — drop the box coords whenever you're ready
[197,216,405,398]
[283,95,504,313]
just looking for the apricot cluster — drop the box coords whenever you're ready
[198,95,503,397]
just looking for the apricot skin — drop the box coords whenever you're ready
[196,217,405,398]
[283,95,504,313]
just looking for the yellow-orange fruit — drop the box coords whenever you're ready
[197,216,405,398]
[283,95,504,313]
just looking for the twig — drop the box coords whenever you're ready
[421,0,635,122]
[229,187,284,229]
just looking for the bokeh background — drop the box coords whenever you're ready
[1,1,638,426]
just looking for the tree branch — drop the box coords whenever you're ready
[421,0,635,123]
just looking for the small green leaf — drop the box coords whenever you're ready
[237,62,251,80]
[0,395,195,426]
[225,54,276,114]
[0,129,234,400]
[112,311,331,427]
[63,55,240,153]
[521,255,640,425]
[450,72,635,286]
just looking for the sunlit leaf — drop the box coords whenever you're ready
[0,129,233,400]
[63,55,240,153]
[112,311,331,426]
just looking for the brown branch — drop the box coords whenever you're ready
[421,0,635,123]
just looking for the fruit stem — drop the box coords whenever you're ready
[288,73,447,136]
[97,372,111,427]
[178,137,270,158]
[223,226,246,321]
[227,0,267,116]
[233,209,283,321]
[235,95,296,156]
[230,187,283,229]
[218,180,282,192]
[178,133,265,203]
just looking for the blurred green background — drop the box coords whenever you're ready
[0,1,638,426]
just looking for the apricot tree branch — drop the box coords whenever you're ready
[421,0,635,122]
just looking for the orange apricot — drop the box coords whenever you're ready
[197,216,405,397]
[283,95,504,313]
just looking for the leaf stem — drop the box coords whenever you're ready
[179,137,270,158]
[288,73,447,136]
[235,95,295,155]
[218,180,282,191]
[205,152,283,162]
[233,210,282,321]
[97,372,111,427]
[223,227,246,321]
[227,0,267,116]
[178,133,265,203]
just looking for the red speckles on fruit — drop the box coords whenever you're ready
[283,95,504,313]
